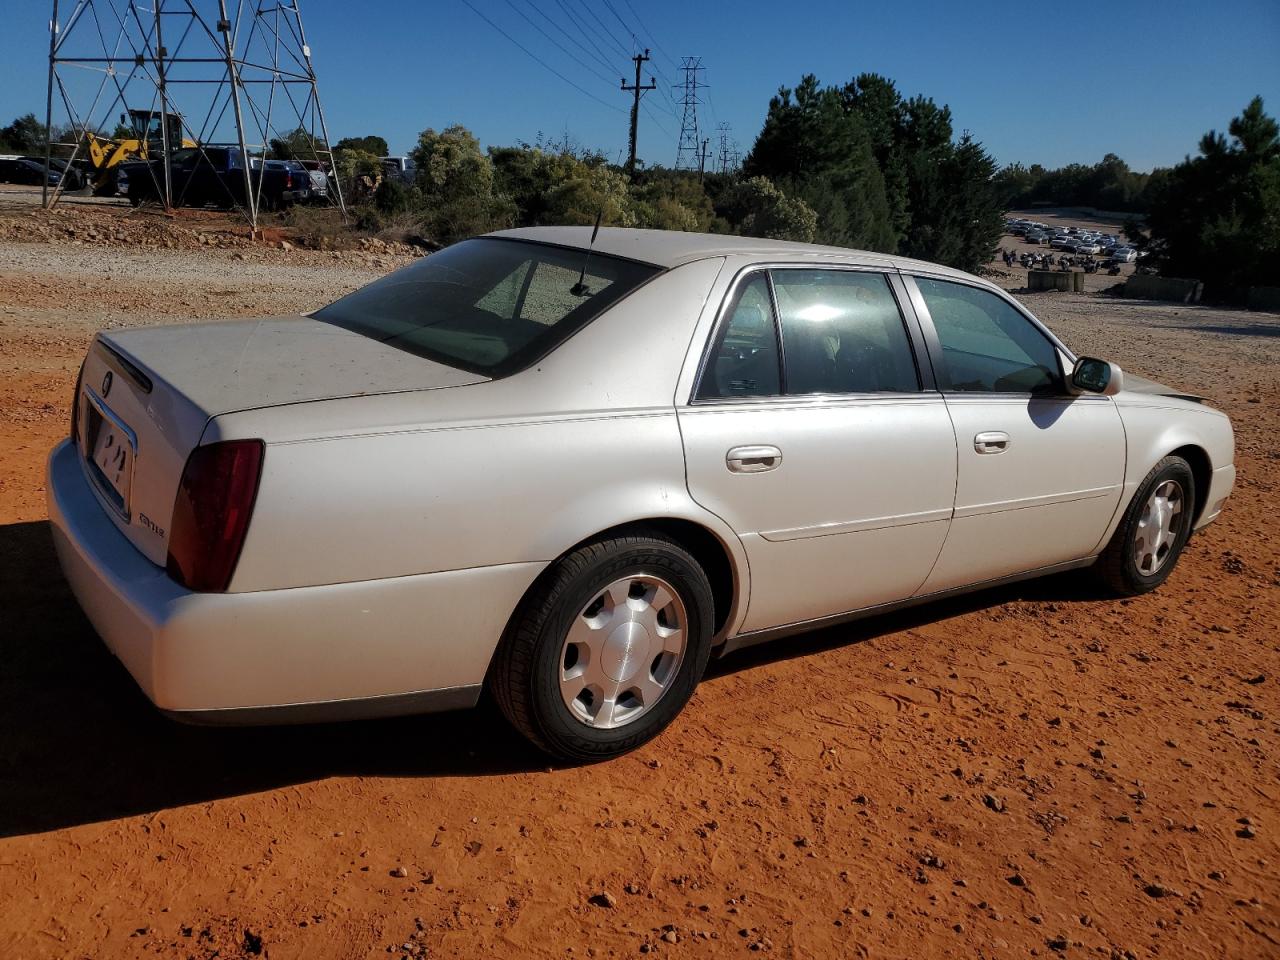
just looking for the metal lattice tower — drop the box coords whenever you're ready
[42,0,345,228]
[716,122,732,175]
[673,56,704,171]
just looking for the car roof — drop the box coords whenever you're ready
[488,226,978,281]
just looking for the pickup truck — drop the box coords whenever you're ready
[121,146,300,211]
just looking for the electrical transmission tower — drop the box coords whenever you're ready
[42,0,345,228]
[716,122,732,175]
[620,49,655,180]
[673,56,704,172]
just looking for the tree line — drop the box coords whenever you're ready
[4,82,1277,289]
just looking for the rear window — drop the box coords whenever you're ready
[313,237,660,377]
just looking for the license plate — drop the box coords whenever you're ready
[83,393,136,515]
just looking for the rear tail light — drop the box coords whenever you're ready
[166,440,265,592]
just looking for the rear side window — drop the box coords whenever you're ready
[772,270,920,394]
[915,278,1062,394]
[697,275,781,399]
[314,237,659,377]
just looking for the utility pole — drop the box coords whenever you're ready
[698,137,709,183]
[620,49,655,180]
[674,56,705,172]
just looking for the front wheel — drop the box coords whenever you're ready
[489,533,714,761]
[1095,455,1196,595]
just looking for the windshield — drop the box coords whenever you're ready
[313,237,661,377]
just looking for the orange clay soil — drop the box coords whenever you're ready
[0,219,1276,959]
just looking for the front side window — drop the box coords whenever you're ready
[697,275,781,399]
[915,278,1063,394]
[772,270,920,394]
[314,237,659,377]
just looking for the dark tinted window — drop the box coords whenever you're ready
[314,237,659,377]
[698,275,781,399]
[915,278,1062,394]
[772,270,919,394]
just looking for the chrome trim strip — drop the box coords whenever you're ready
[760,508,952,542]
[953,485,1119,519]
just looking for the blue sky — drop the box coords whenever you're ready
[4,0,1278,172]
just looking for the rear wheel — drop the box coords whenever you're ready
[489,533,713,761]
[1095,455,1196,595]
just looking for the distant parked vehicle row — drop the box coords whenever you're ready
[0,155,64,187]
[121,147,325,211]
[1006,218,1137,262]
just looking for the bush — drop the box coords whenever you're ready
[721,176,818,243]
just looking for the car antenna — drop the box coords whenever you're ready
[570,208,604,296]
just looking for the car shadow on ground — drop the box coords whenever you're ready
[707,566,1112,679]
[1,518,1109,837]
[0,520,547,838]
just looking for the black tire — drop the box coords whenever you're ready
[489,533,714,762]
[1095,455,1196,596]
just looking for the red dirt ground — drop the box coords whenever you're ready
[0,207,1276,959]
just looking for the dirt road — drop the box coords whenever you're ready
[1,217,1277,959]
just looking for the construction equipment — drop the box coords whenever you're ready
[83,108,195,195]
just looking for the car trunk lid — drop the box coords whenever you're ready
[75,315,485,567]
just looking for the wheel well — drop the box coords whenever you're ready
[564,519,738,637]
[1170,444,1211,524]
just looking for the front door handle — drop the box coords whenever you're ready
[974,431,1011,454]
[726,445,782,473]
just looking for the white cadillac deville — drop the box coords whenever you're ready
[48,228,1235,759]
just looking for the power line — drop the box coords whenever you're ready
[501,0,616,88]
[551,0,618,77]
[566,0,631,60]
[457,0,625,115]
[619,0,681,71]
[527,0,617,78]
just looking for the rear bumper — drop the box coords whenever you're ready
[47,439,542,721]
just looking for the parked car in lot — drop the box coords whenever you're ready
[18,155,84,190]
[48,228,1236,760]
[1071,239,1102,255]
[0,155,62,186]
[1112,246,1138,263]
[1050,236,1076,251]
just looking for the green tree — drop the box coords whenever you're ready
[741,73,1003,269]
[267,126,328,161]
[722,176,818,242]
[333,134,389,157]
[0,113,45,153]
[408,124,514,243]
[1143,96,1280,291]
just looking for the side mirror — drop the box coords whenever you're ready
[1070,356,1124,396]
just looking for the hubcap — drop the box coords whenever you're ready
[559,574,687,729]
[1134,479,1184,575]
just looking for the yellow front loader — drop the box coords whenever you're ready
[84,109,195,195]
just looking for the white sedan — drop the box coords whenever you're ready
[48,228,1236,760]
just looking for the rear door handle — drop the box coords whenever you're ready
[974,431,1011,454]
[726,445,782,473]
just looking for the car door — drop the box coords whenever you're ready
[903,273,1125,594]
[678,266,958,635]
